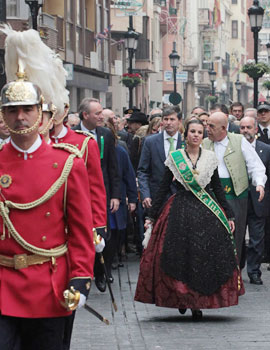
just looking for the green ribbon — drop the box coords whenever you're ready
[170,150,237,255]
[100,136,104,160]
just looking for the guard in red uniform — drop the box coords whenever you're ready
[46,107,107,350]
[0,27,95,350]
[49,109,107,237]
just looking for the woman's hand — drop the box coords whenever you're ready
[144,219,153,230]
[228,220,235,233]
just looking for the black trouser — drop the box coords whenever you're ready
[247,198,266,277]
[0,314,66,350]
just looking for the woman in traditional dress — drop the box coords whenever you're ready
[134,118,244,320]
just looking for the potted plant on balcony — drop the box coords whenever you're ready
[120,73,143,88]
[205,94,218,104]
[242,60,270,79]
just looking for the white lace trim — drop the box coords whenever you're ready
[165,149,219,190]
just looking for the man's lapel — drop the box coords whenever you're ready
[156,132,166,162]
[176,132,182,149]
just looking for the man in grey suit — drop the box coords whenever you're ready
[240,116,270,285]
[137,106,183,209]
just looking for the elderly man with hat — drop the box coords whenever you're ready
[0,26,95,350]
[257,101,270,145]
[127,111,148,135]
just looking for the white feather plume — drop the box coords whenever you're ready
[0,24,69,117]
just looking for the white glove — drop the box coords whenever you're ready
[78,293,86,309]
[142,224,152,249]
[95,237,105,253]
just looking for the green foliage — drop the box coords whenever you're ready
[242,60,270,79]
[262,80,270,90]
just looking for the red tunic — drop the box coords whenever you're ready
[0,141,95,318]
[51,128,107,231]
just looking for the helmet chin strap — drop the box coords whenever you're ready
[2,105,42,135]
[40,107,58,136]
[53,105,70,126]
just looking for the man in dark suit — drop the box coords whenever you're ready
[257,101,270,145]
[75,98,121,292]
[256,102,270,270]
[210,103,240,133]
[137,106,183,209]
[240,116,270,285]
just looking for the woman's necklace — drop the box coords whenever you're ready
[184,147,201,175]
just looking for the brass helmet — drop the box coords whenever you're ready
[42,102,56,114]
[1,73,42,108]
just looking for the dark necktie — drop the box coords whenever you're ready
[263,128,268,139]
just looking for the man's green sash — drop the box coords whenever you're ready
[170,150,237,257]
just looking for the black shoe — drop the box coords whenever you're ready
[111,263,118,270]
[95,275,106,292]
[108,276,114,283]
[249,274,263,285]
[191,309,203,321]
[178,308,187,315]
[267,264,270,271]
[118,262,124,267]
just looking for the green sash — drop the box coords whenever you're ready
[170,150,238,257]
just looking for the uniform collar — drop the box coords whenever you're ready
[52,125,68,142]
[11,135,42,154]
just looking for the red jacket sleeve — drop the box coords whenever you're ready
[66,157,95,280]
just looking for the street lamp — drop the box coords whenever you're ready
[248,0,265,108]
[124,16,139,109]
[208,61,216,100]
[169,41,180,95]
[25,0,43,30]
[235,75,242,102]
[266,42,270,63]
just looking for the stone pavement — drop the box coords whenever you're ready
[71,254,270,350]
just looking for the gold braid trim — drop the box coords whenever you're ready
[0,153,77,256]
[80,137,91,158]
[74,130,95,139]
[0,202,68,256]
[5,153,76,210]
[53,143,83,158]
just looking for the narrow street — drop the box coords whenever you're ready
[71,254,270,350]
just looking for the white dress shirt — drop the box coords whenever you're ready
[51,125,68,143]
[213,135,266,187]
[163,130,178,157]
[11,135,42,160]
[81,121,97,141]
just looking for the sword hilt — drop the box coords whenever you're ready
[62,286,80,311]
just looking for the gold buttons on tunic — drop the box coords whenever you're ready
[42,236,47,242]
[53,163,58,169]
[29,155,33,159]
[45,212,51,217]
[18,154,21,157]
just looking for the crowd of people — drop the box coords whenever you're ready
[1,25,270,350]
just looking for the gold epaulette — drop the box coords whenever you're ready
[75,130,95,139]
[53,143,83,158]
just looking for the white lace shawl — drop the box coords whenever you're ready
[165,149,219,190]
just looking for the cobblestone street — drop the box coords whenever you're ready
[71,254,270,350]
